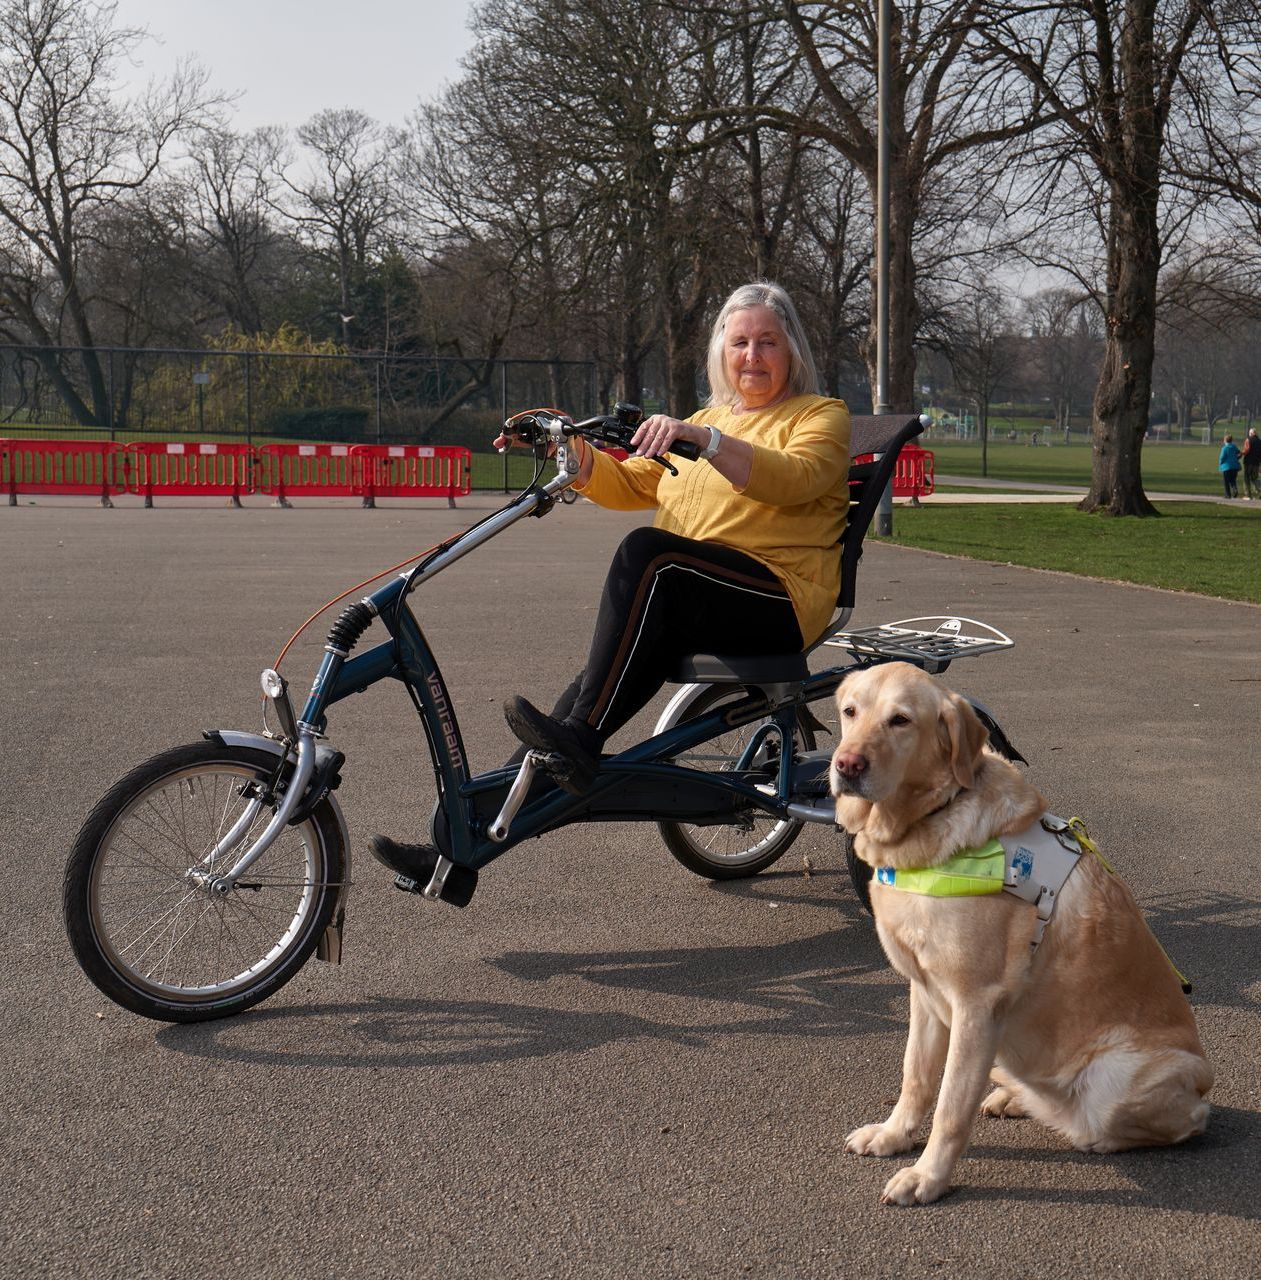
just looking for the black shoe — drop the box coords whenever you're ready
[503,696,601,794]
[367,835,478,907]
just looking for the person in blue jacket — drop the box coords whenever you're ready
[1219,434,1242,498]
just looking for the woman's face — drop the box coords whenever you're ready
[723,304,792,410]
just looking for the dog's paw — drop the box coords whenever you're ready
[845,1123,915,1157]
[880,1164,951,1207]
[980,1086,1029,1118]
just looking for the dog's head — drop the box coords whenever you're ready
[829,662,989,810]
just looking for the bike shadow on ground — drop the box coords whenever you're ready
[156,879,1260,1220]
[158,874,899,1071]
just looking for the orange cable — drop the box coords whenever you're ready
[270,542,443,674]
[271,416,565,678]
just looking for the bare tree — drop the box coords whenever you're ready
[0,0,213,425]
[947,279,1019,476]
[769,1,1048,412]
[979,0,1261,514]
[165,126,287,336]
[272,108,400,348]
[785,155,871,399]
[409,0,758,416]
[1024,288,1100,438]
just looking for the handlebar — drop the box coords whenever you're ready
[502,402,700,473]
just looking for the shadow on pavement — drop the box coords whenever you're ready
[155,925,897,1070]
[950,1102,1261,1220]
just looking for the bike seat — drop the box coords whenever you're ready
[669,652,809,685]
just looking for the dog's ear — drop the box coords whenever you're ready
[940,693,989,789]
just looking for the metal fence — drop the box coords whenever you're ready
[0,345,597,464]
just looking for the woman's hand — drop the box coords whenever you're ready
[630,414,706,460]
[492,429,537,452]
[634,412,755,489]
[493,423,593,485]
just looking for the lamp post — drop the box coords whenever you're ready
[874,0,894,535]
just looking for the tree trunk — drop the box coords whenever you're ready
[664,313,702,418]
[1082,200,1159,516]
[32,351,98,427]
[661,256,711,419]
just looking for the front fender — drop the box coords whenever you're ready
[204,729,352,963]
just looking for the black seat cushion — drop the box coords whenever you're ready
[669,651,810,685]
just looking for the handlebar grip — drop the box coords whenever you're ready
[670,438,701,461]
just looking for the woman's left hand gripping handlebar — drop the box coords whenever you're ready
[629,414,706,461]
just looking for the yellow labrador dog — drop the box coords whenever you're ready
[831,662,1212,1206]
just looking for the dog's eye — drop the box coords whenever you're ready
[889,713,911,727]
[841,705,856,718]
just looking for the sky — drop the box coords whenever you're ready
[110,0,478,131]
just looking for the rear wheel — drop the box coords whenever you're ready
[656,683,814,880]
[63,741,345,1023]
[844,831,873,913]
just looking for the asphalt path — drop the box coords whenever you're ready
[3,494,1259,1278]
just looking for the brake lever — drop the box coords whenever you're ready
[650,454,679,476]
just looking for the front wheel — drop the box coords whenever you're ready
[63,741,345,1023]
[656,683,814,880]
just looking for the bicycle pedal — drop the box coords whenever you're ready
[535,751,597,796]
[392,866,478,908]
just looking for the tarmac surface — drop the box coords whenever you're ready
[3,493,1259,1279]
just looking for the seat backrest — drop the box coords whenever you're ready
[836,413,926,613]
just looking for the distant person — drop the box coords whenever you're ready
[1218,434,1242,499]
[1242,426,1260,500]
[1030,430,1039,447]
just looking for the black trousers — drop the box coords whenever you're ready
[552,526,804,740]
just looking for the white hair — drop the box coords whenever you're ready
[704,281,821,408]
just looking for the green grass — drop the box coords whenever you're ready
[878,501,1261,603]
[921,436,1233,496]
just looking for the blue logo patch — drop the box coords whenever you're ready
[1011,847,1034,883]
[876,867,896,886]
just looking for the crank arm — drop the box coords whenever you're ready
[487,750,545,842]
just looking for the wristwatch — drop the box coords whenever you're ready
[699,425,722,461]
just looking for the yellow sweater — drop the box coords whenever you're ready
[577,394,851,644]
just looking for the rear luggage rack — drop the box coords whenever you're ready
[821,616,1014,674]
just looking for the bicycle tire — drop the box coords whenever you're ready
[656,683,814,880]
[844,829,873,914]
[64,741,345,1023]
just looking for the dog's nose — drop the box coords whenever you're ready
[834,750,868,780]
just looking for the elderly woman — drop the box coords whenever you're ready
[371,282,851,886]
[503,280,852,791]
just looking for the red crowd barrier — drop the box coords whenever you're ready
[353,444,472,509]
[3,438,475,507]
[124,441,257,507]
[2,438,126,507]
[892,445,935,501]
[257,443,359,506]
